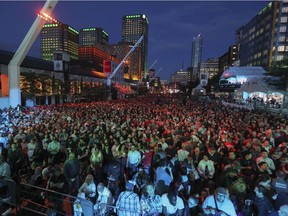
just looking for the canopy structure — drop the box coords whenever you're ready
[237,76,285,103]
[220,67,266,84]
[192,84,206,95]
[237,77,285,94]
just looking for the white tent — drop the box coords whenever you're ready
[220,67,266,79]
[237,77,285,94]
[192,84,206,95]
[220,67,266,84]
[237,77,285,102]
[237,78,270,94]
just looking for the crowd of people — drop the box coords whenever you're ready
[0,94,287,216]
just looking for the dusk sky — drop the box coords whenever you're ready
[0,1,269,80]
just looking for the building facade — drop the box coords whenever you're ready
[191,34,203,81]
[79,27,109,46]
[239,1,288,68]
[200,58,219,79]
[109,42,142,81]
[219,45,239,74]
[170,69,189,84]
[78,47,120,72]
[41,23,79,61]
[122,14,149,79]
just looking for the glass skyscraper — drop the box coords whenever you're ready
[191,34,203,81]
[239,1,288,68]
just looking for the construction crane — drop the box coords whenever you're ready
[8,0,58,107]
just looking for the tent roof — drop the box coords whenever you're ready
[193,84,205,90]
[220,67,266,79]
[237,76,285,94]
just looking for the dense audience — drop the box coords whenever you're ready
[0,94,288,216]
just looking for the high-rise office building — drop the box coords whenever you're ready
[41,22,79,61]
[171,69,189,84]
[79,27,109,47]
[78,47,119,72]
[191,34,203,81]
[219,45,239,74]
[109,42,142,80]
[200,58,219,79]
[122,14,149,80]
[238,1,288,68]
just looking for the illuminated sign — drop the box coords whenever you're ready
[102,30,108,36]
[44,24,58,28]
[68,26,79,34]
[126,15,141,19]
[83,28,96,31]
[103,60,112,73]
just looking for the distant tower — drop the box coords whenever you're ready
[41,22,79,61]
[191,34,203,81]
[79,27,109,46]
[122,14,149,80]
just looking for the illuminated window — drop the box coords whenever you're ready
[282,7,288,13]
[277,55,284,61]
[281,16,288,23]
[278,46,285,51]
[279,36,286,42]
[280,26,287,32]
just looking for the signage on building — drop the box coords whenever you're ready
[54,61,63,71]
[103,60,111,73]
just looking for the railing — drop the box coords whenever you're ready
[0,179,142,216]
[0,179,91,216]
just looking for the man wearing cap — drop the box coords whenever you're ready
[202,187,237,216]
[116,180,141,216]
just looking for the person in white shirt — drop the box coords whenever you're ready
[177,143,189,162]
[27,137,37,162]
[161,189,184,216]
[47,135,60,157]
[78,174,97,204]
[0,132,8,149]
[127,145,142,176]
[197,154,215,187]
[202,187,237,216]
[94,183,113,215]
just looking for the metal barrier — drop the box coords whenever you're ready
[0,179,91,216]
[0,179,143,216]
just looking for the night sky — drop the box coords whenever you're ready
[0,1,269,80]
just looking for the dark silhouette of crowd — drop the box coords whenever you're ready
[0,94,287,216]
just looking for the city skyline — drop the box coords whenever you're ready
[0,1,268,80]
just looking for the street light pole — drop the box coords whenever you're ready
[8,0,58,107]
